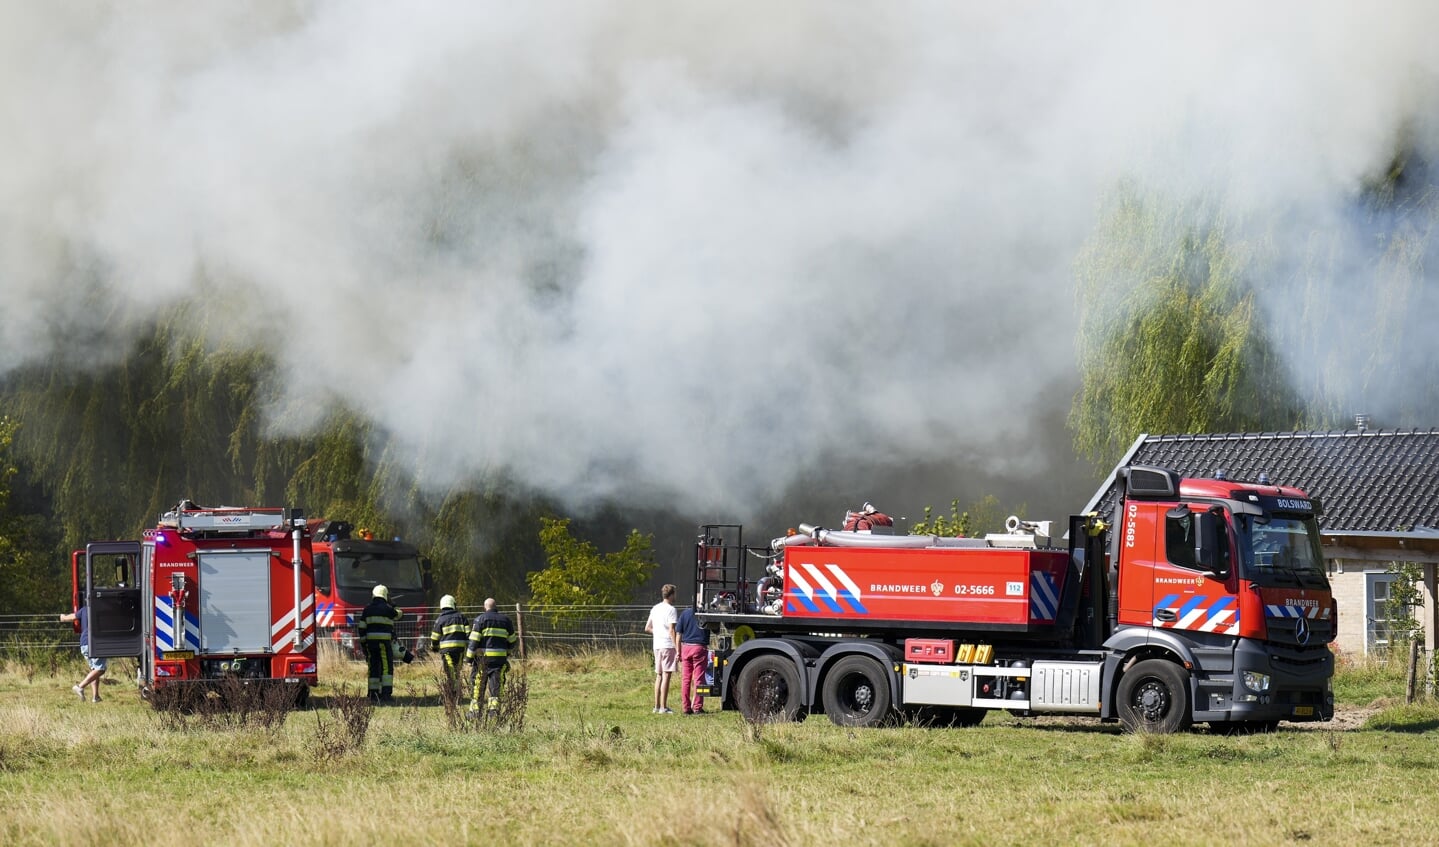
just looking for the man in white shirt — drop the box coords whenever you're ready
[644,583,679,714]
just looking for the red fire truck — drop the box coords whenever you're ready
[72,503,318,704]
[695,465,1336,732]
[309,520,434,659]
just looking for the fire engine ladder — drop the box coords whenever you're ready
[159,507,292,533]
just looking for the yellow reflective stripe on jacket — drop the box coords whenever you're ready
[358,601,402,641]
[436,622,469,650]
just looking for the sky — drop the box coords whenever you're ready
[2,2,1438,532]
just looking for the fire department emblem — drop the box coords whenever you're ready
[1195,576,1205,587]
[931,579,943,596]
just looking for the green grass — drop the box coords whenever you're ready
[1,647,1435,846]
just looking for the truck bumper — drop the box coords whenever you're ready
[1197,640,1334,723]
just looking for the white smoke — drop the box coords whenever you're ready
[2,2,1437,521]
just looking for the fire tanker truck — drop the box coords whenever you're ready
[72,503,318,704]
[694,465,1336,732]
[309,520,434,659]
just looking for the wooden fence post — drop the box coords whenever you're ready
[1406,637,1419,704]
[515,602,526,661]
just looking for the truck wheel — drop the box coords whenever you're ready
[1117,659,1191,734]
[821,655,893,727]
[736,654,804,723]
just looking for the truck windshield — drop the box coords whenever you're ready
[334,553,425,592]
[1236,513,1329,589]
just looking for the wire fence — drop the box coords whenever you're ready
[0,604,657,656]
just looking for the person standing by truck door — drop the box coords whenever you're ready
[429,594,469,699]
[644,584,679,714]
[466,598,518,716]
[59,605,106,702]
[357,584,403,703]
[676,594,709,715]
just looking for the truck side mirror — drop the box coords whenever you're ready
[1193,510,1229,579]
[1164,507,1197,569]
[1165,506,1228,578]
[421,558,434,594]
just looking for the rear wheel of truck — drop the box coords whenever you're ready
[736,654,804,723]
[1117,659,1191,734]
[822,655,893,727]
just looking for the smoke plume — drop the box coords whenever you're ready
[3,3,1438,524]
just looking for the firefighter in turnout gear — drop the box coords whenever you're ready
[429,594,469,698]
[357,584,404,702]
[466,597,518,716]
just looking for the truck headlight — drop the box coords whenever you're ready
[1242,671,1271,693]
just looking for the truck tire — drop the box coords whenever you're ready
[821,655,893,727]
[1117,659,1191,734]
[736,654,804,723]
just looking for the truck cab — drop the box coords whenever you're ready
[310,520,434,658]
[1109,467,1335,728]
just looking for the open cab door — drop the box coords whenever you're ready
[85,541,143,659]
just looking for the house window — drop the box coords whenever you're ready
[1365,571,1404,653]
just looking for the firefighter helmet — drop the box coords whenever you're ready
[373,584,390,600]
[439,594,456,609]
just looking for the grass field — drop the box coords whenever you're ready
[1,646,1435,847]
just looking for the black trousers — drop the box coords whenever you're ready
[439,647,466,695]
[472,658,508,708]
[364,639,394,700]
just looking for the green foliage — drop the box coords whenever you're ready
[1072,154,1439,469]
[526,517,657,610]
[0,306,564,612]
[910,500,972,537]
[909,495,1013,537]
[1381,561,1425,649]
[1070,185,1304,468]
[0,418,65,615]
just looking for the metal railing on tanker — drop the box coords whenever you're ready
[695,525,776,620]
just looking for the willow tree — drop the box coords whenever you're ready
[1070,185,1304,468]
[0,416,64,614]
[1,302,560,610]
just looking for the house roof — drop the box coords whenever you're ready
[1083,429,1439,534]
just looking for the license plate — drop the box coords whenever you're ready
[1293,705,1314,716]
[163,650,195,660]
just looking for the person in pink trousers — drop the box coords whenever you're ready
[676,594,710,714]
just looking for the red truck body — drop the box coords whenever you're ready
[781,546,1071,627]
[73,504,318,703]
[696,465,1336,732]
[309,520,433,658]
